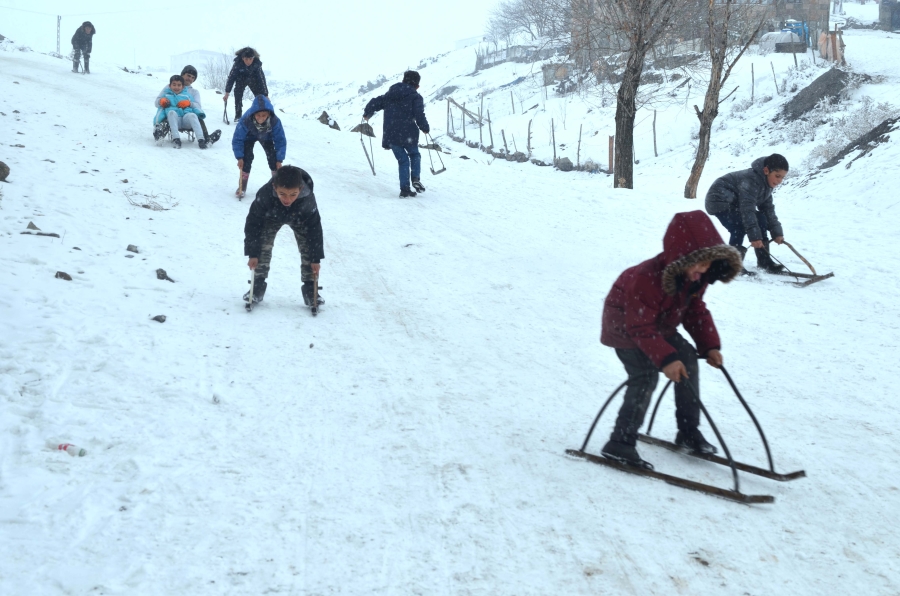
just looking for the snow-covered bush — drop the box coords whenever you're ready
[804,96,900,167]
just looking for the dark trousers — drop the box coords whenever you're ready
[253,219,315,285]
[713,209,769,247]
[234,82,266,118]
[610,332,701,445]
[390,143,422,189]
[242,139,277,174]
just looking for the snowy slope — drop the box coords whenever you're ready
[2,28,900,595]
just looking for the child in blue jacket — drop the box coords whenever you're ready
[153,75,207,149]
[232,95,286,197]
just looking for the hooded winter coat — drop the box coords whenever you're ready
[600,211,743,369]
[153,87,205,125]
[71,21,95,53]
[704,157,784,242]
[243,172,324,262]
[231,96,287,161]
[225,49,268,95]
[363,82,430,149]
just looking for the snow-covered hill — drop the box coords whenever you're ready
[1,21,899,594]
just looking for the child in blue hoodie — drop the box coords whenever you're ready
[153,75,207,149]
[231,95,287,197]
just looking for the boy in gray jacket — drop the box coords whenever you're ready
[704,154,788,274]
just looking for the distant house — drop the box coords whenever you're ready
[170,50,229,73]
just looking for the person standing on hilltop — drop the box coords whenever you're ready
[223,47,269,122]
[363,70,430,198]
[71,21,95,74]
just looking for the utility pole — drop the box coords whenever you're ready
[57,16,61,56]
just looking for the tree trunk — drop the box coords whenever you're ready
[684,59,724,198]
[614,49,648,189]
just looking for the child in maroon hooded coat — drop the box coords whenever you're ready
[599,211,743,470]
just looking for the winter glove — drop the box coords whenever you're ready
[159,98,170,108]
[176,100,191,109]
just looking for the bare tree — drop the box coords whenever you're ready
[607,0,683,188]
[202,53,232,92]
[683,0,766,198]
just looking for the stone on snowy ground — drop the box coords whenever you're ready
[317,111,340,131]
[156,268,175,282]
[556,157,574,172]
[126,245,139,253]
[55,271,72,281]
[0,160,9,181]
[27,221,39,230]
[151,315,166,323]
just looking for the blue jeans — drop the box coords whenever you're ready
[713,209,769,246]
[390,144,421,189]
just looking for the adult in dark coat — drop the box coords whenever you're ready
[705,154,788,273]
[223,47,269,121]
[363,70,430,197]
[599,211,742,469]
[243,166,324,307]
[70,21,95,74]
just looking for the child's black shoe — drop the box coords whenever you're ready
[302,281,324,306]
[675,428,718,454]
[172,138,182,149]
[601,440,654,470]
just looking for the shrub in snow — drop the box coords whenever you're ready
[804,97,900,168]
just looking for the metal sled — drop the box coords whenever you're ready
[566,366,805,505]
[426,133,447,175]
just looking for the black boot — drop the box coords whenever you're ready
[601,439,654,470]
[399,187,417,198]
[302,281,324,306]
[411,177,426,193]
[755,240,784,274]
[172,138,182,149]
[735,246,756,277]
[243,279,267,304]
[208,130,222,144]
[83,56,90,74]
[675,428,718,454]
[72,60,80,73]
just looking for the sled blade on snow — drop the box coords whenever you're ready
[637,435,806,481]
[768,270,835,287]
[565,449,775,504]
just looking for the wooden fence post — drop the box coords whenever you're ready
[510,90,515,115]
[501,129,509,153]
[608,135,614,174]
[577,123,582,168]
[771,62,780,96]
[527,119,532,156]
[652,110,658,158]
[446,99,450,135]
[487,110,494,147]
[511,134,518,153]
[463,102,466,140]
[751,64,755,102]
[551,118,557,165]
[479,94,484,146]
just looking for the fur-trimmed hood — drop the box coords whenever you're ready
[234,47,261,61]
[660,211,742,295]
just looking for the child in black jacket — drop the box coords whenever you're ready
[223,47,269,121]
[243,166,324,308]
[71,21,95,73]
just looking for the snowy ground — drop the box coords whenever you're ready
[2,20,900,595]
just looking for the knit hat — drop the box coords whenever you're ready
[181,65,198,78]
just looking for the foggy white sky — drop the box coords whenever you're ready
[0,0,493,82]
